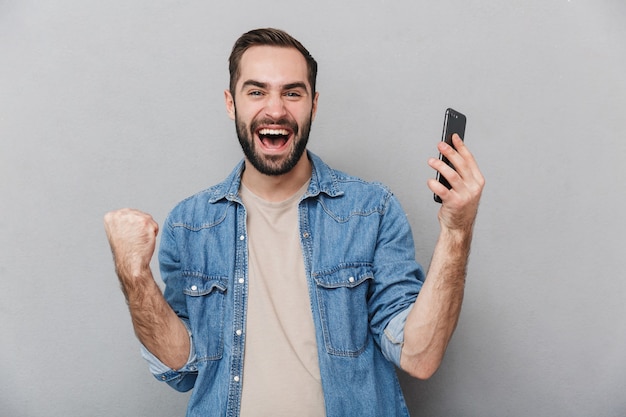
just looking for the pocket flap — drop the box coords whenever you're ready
[182,273,228,296]
[313,265,373,289]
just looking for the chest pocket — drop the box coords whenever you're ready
[183,273,228,361]
[313,264,373,357]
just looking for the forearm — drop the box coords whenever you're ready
[104,208,191,370]
[399,131,483,378]
[400,226,472,379]
[120,269,190,370]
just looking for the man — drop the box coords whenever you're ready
[104,28,484,417]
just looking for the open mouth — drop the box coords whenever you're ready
[257,127,291,150]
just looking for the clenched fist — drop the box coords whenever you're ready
[104,208,159,281]
[104,209,189,365]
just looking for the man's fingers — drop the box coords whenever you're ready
[103,209,159,276]
[429,138,485,208]
[104,209,158,235]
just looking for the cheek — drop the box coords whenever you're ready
[237,104,264,123]
[288,105,313,122]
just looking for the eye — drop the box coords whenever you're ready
[248,90,264,97]
[284,91,303,99]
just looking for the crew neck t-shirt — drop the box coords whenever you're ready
[239,181,325,416]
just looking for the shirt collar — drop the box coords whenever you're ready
[207,151,344,204]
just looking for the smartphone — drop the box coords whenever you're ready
[434,108,467,203]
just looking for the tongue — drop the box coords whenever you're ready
[261,136,287,149]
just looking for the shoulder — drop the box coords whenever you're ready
[310,154,396,215]
[165,161,244,227]
[310,151,393,199]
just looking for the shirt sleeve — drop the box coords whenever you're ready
[140,332,196,375]
[380,304,413,368]
[138,323,198,392]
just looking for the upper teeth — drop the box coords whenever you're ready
[259,128,288,136]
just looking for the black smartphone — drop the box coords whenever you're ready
[434,108,466,203]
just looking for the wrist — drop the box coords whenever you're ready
[439,224,473,246]
[116,264,156,301]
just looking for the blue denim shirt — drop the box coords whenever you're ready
[142,152,425,416]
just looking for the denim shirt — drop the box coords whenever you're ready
[143,152,425,417]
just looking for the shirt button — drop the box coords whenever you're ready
[238,278,244,284]
[302,232,310,238]
[348,277,355,283]
[236,329,242,336]
[239,235,245,241]
[234,376,240,382]
[191,285,197,291]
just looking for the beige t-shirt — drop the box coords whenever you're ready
[239,182,325,417]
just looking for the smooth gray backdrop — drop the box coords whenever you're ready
[1,0,625,416]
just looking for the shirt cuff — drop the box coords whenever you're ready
[381,304,413,368]
[140,326,196,375]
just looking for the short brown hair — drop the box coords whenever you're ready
[228,28,318,97]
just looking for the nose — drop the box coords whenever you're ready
[264,93,288,121]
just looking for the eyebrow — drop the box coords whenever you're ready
[241,80,309,94]
[241,80,267,90]
[283,82,309,92]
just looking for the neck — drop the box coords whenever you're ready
[241,153,312,202]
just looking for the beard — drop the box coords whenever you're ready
[235,112,312,176]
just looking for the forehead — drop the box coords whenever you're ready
[237,45,310,90]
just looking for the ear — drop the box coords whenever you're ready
[224,90,236,120]
[311,91,319,121]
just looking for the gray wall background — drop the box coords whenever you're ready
[1,0,625,416]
